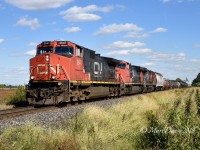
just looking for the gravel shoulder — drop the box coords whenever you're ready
[0,96,129,132]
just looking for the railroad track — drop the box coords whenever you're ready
[0,100,88,120]
[0,89,176,121]
[0,97,112,120]
[0,106,58,120]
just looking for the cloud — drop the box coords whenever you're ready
[124,27,167,39]
[151,27,168,33]
[28,42,37,47]
[24,50,35,56]
[130,48,152,54]
[60,5,113,22]
[16,16,40,30]
[102,41,145,50]
[148,52,186,61]
[104,48,152,56]
[95,23,143,35]
[141,62,156,67]
[0,67,29,85]
[64,26,81,32]
[124,31,149,38]
[174,65,197,72]
[0,38,5,44]
[95,24,166,37]
[5,0,73,10]
[189,59,200,64]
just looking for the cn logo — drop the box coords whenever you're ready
[37,64,48,74]
[94,62,102,75]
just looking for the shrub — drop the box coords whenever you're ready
[137,111,170,149]
[6,86,28,107]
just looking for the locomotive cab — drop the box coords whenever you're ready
[26,41,90,106]
[116,61,131,83]
[37,41,74,58]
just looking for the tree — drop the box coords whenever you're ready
[0,84,6,88]
[176,78,183,82]
[192,73,200,86]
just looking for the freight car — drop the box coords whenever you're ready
[179,81,188,88]
[163,78,170,90]
[26,40,186,106]
[155,72,164,90]
[169,80,180,89]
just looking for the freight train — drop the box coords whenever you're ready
[26,41,188,106]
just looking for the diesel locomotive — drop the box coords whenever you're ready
[26,41,187,106]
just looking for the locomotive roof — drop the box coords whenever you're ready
[102,56,121,65]
[41,40,96,53]
[69,41,96,53]
[70,40,121,65]
[131,65,147,71]
[40,41,165,76]
[169,80,178,82]
[155,72,163,76]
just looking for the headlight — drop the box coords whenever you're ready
[51,75,56,80]
[30,76,34,80]
[45,55,49,61]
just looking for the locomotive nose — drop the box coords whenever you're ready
[30,54,61,81]
[30,54,50,81]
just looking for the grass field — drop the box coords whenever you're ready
[0,87,199,150]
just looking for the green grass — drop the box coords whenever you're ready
[138,88,200,149]
[6,86,28,107]
[0,88,200,149]
[0,124,78,150]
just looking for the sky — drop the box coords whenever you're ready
[0,0,200,85]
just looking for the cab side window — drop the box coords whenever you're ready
[76,47,83,57]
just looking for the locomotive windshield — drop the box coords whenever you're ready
[55,46,74,57]
[37,47,53,55]
[116,63,126,69]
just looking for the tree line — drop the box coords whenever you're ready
[192,73,200,87]
[0,84,18,88]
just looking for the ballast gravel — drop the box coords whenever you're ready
[0,97,130,132]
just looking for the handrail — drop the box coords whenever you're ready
[60,66,70,80]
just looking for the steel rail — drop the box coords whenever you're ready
[0,106,58,120]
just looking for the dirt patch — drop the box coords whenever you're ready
[0,88,16,99]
